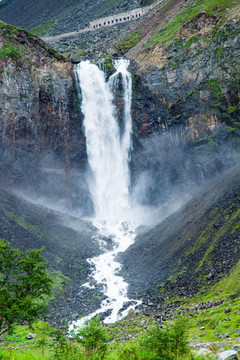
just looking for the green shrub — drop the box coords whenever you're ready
[0,45,21,60]
[114,30,140,55]
[52,329,81,360]
[76,316,108,360]
[116,342,140,360]
[139,316,189,360]
[0,240,53,337]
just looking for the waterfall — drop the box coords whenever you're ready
[70,59,140,329]
[75,59,132,220]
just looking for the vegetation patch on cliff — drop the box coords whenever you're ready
[0,21,65,64]
[114,29,140,55]
[0,45,21,60]
[145,0,238,47]
[31,19,55,37]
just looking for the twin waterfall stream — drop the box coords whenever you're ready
[70,59,141,331]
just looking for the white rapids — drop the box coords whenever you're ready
[70,59,141,331]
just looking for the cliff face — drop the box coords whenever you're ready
[132,13,240,141]
[119,0,240,302]
[0,1,239,321]
[126,1,240,204]
[0,22,89,209]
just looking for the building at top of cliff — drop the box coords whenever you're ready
[89,0,162,30]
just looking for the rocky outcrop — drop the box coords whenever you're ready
[119,2,240,302]
[0,22,91,211]
[132,14,240,142]
[127,9,240,205]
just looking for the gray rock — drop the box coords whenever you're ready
[195,348,212,356]
[25,333,38,340]
[215,350,238,360]
[72,313,79,319]
[224,307,231,313]
[233,344,240,352]
[71,58,81,64]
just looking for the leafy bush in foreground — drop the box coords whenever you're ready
[138,316,189,360]
[0,240,52,336]
[76,316,108,359]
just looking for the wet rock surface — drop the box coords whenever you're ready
[0,23,92,213]
[48,282,108,328]
[121,164,240,304]
[128,16,240,207]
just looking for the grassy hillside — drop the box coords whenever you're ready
[145,0,238,47]
[0,20,64,63]
[0,302,239,359]
[110,0,239,58]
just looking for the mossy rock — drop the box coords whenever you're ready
[114,29,140,55]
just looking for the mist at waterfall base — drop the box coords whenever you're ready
[130,125,238,222]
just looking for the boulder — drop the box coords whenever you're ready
[233,344,240,352]
[215,350,238,360]
[25,333,38,340]
[195,348,212,356]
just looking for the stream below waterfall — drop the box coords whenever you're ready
[69,59,142,331]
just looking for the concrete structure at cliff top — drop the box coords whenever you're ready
[90,0,163,29]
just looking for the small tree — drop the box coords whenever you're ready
[170,315,189,359]
[52,329,81,360]
[76,316,108,360]
[0,239,53,336]
[140,315,189,360]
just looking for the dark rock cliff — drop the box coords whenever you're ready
[0,22,90,211]
[119,0,240,301]
[128,7,240,205]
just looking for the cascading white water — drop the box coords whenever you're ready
[109,59,133,172]
[70,59,140,330]
[75,59,132,220]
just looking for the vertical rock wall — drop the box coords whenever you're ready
[0,24,89,210]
